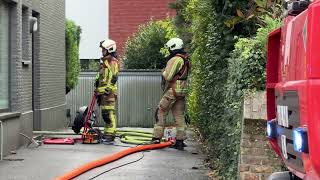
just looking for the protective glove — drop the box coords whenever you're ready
[104,87,111,96]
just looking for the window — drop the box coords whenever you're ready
[0,1,10,111]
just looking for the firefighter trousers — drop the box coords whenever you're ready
[100,94,117,135]
[153,89,186,140]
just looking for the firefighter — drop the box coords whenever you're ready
[95,39,120,142]
[152,38,191,150]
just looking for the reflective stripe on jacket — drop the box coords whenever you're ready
[162,55,188,95]
[97,55,119,94]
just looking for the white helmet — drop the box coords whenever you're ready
[165,38,184,51]
[100,39,117,53]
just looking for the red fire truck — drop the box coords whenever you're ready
[266,0,320,179]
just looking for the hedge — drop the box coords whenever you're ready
[66,19,81,94]
[171,0,282,179]
[123,19,177,69]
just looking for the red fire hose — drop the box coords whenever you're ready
[54,141,173,180]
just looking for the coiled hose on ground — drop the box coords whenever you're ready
[116,129,155,145]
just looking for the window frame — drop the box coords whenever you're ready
[0,1,11,113]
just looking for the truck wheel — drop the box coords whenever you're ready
[268,171,291,180]
[290,173,302,180]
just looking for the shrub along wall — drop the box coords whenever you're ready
[170,0,282,179]
[66,19,81,94]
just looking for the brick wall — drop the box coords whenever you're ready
[239,92,285,180]
[109,0,176,55]
[37,0,65,109]
[35,0,66,130]
[7,0,66,130]
[21,6,32,113]
[0,0,66,157]
[9,0,22,113]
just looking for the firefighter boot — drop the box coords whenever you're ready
[173,140,184,150]
[103,134,115,142]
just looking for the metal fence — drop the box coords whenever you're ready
[66,70,173,127]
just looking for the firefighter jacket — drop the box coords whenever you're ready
[162,54,190,96]
[96,55,119,95]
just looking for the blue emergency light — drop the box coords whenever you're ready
[293,127,308,153]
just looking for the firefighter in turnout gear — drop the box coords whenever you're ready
[96,39,119,142]
[152,38,191,150]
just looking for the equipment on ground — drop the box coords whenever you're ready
[72,106,97,135]
[71,90,175,145]
[81,93,100,144]
[82,129,101,144]
[71,92,101,144]
[43,138,75,145]
[266,1,320,179]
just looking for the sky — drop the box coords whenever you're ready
[65,0,108,60]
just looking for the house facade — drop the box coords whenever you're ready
[0,0,66,157]
[66,0,175,70]
[109,0,176,55]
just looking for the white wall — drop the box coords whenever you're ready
[65,0,108,59]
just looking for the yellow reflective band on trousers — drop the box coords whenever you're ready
[104,110,116,134]
[101,105,115,110]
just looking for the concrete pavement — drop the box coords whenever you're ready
[0,129,209,180]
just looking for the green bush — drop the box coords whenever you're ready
[256,15,283,53]
[228,38,266,93]
[80,59,99,72]
[183,0,248,178]
[123,19,177,69]
[66,19,81,94]
[171,0,282,179]
[228,15,282,96]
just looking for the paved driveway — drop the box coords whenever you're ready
[0,129,209,180]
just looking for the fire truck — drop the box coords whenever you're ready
[266,0,320,179]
